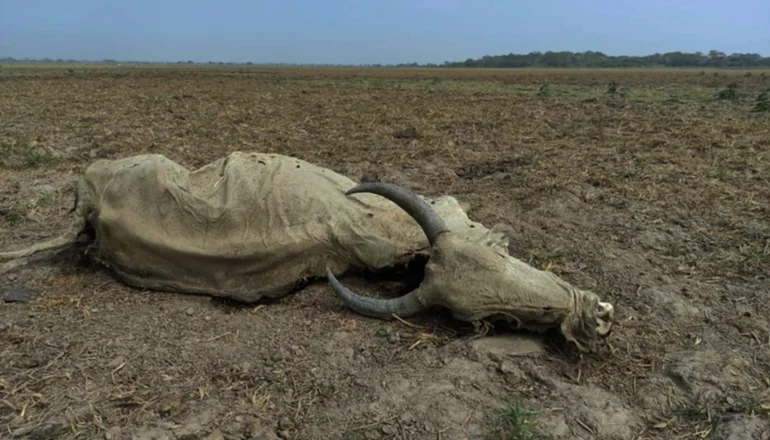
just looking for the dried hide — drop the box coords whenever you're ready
[1,152,495,302]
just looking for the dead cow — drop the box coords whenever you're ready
[0,152,614,352]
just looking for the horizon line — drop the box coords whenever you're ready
[3,49,769,68]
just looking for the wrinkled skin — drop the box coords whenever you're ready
[327,183,615,352]
[2,153,489,302]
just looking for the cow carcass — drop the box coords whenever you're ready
[0,152,615,351]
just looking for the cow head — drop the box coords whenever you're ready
[326,183,615,352]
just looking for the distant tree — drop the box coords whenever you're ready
[438,50,770,69]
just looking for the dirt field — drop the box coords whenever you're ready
[1,66,769,440]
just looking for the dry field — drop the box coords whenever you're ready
[1,66,769,440]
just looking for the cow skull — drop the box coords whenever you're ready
[326,182,615,352]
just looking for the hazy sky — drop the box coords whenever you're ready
[1,0,768,64]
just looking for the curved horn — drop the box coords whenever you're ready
[347,182,448,245]
[326,267,429,319]
[327,182,442,319]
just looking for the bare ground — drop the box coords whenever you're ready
[1,67,769,440]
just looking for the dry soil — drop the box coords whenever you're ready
[1,66,769,440]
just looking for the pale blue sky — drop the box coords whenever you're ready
[1,0,768,64]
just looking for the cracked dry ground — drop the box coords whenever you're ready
[1,67,769,439]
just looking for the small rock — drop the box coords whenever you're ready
[203,429,225,440]
[535,415,570,438]
[278,417,294,430]
[7,273,18,281]
[16,355,41,369]
[470,334,544,360]
[2,288,40,303]
[278,430,292,439]
[173,423,203,440]
[158,396,183,416]
[393,127,418,139]
[104,427,122,440]
[108,356,126,368]
[248,426,280,440]
[487,352,504,363]
[499,360,517,374]
[360,171,380,183]
[246,423,263,436]
[499,360,525,382]
[712,414,769,440]
[365,429,382,440]
[381,424,396,435]
[13,421,65,439]
[185,308,195,316]
[131,428,174,440]
[648,288,701,319]
[570,386,641,438]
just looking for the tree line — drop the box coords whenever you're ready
[4,50,769,69]
[395,50,770,69]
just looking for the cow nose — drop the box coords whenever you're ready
[597,301,614,320]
